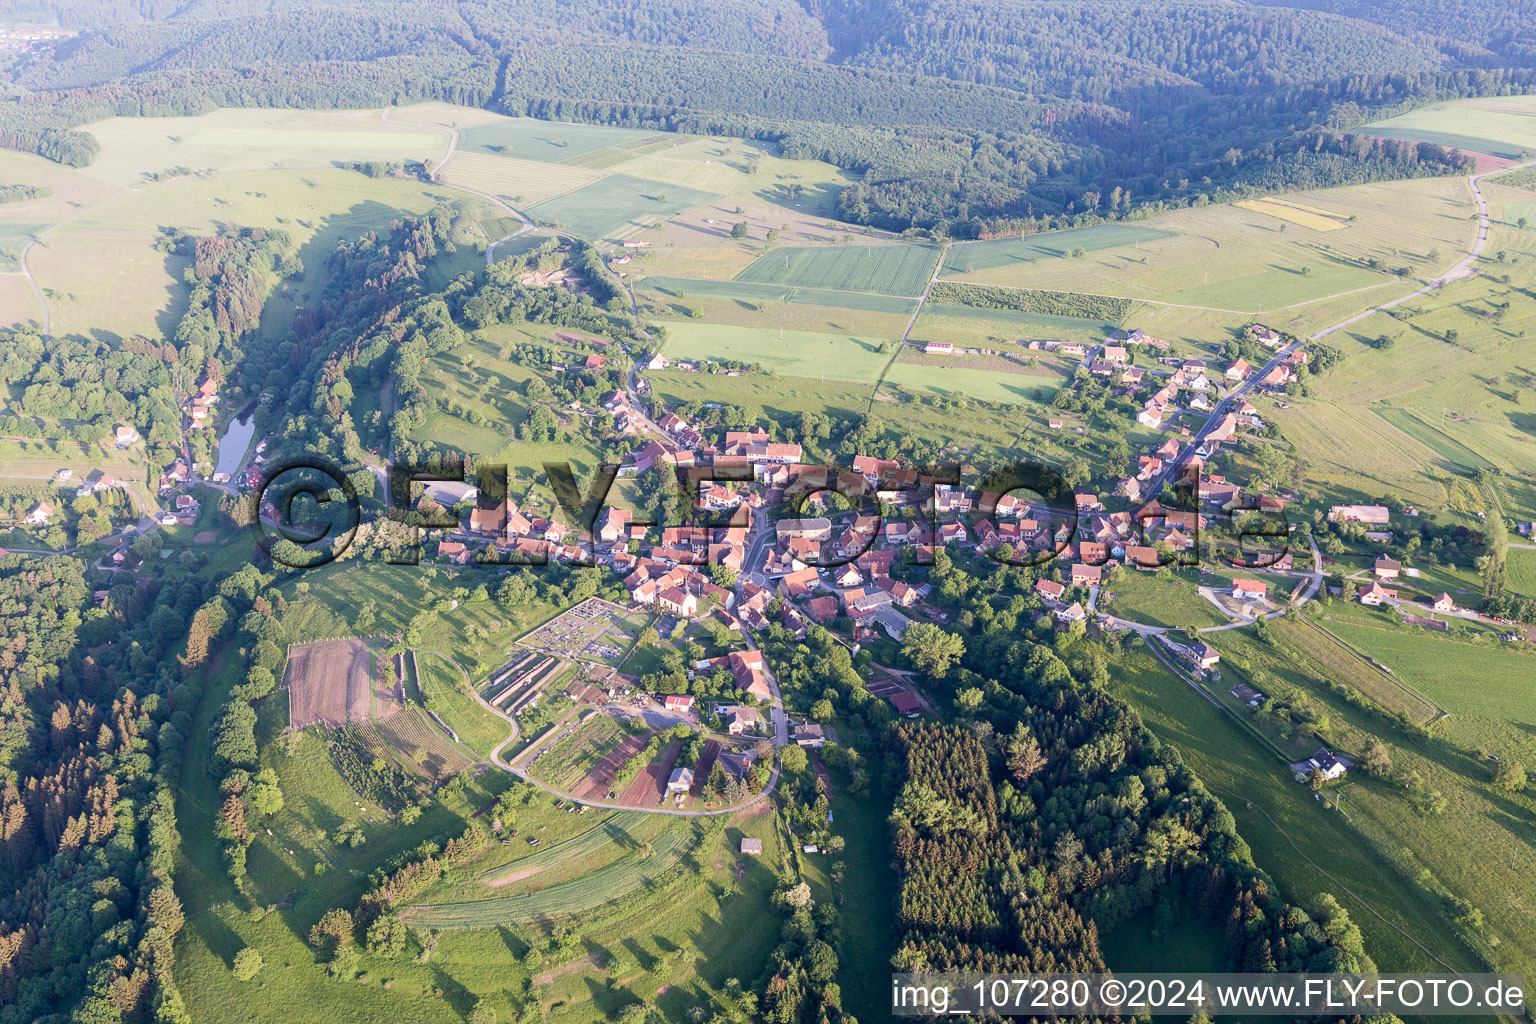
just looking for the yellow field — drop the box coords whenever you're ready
[1233,198,1346,231]
[1266,197,1350,219]
[440,151,602,206]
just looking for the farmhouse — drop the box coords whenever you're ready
[1373,557,1401,580]
[1070,563,1103,586]
[1432,593,1456,612]
[776,517,831,543]
[1359,582,1398,606]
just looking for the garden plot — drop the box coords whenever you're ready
[284,637,397,729]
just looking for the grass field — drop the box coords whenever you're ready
[734,242,941,296]
[1509,547,1536,598]
[1100,570,1231,630]
[458,118,659,162]
[527,174,718,239]
[439,150,603,205]
[1318,616,1536,723]
[639,275,919,315]
[1364,96,1536,159]
[1268,617,1440,724]
[940,178,1472,313]
[414,649,508,758]
[1373,406,1496,472]
[944,223,1178,273]
[1108,646,1484,976]
[878,359,1060,407]
[658,321,894,383]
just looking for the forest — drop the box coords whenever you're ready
[2,0,1535,233]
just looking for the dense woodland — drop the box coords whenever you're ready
[3,0,1536,232]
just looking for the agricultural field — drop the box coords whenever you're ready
[283,637,395,729]
[527,174,719,239]
[414,648,513,757]
[1508,547,1536,599]
[1266,617,1441,725]
[658,321,896,384]
[526,712,634,791]
[910,302,1117,346]
[1363,95,1536,160]
[939,177,1472,313]
[439,150,604,206]
[374,704,475,781]
[639,275,919,315]
[405,817,704,926]
[1233,197,1349,231]
[734,242,941,296]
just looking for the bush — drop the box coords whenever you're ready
[232,947,264,981]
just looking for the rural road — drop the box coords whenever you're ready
[380,106,536,264]
[418,646,782,818]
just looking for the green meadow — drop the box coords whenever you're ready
[659,321,895,383]
[735,242,941,296]
[458,118,660,162]
[944,223,1178,273]
[527,174,718,238]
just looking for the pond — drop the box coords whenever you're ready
[213,413,255,479]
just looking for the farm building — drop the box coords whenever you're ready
[663,694,695,713]
[924,340,953,355]
[1432,593,1456,612]
[1373,557,1401,579]
[1360,582,1398,606]
[740,838,762,855]
[1329,504,1390,525]
[890,691,921,717]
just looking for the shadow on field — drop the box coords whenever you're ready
[190,905,246,969]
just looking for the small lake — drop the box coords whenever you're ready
[214,413,255,478]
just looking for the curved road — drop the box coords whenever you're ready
[380,107,536,264]
[414,646,780,817]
